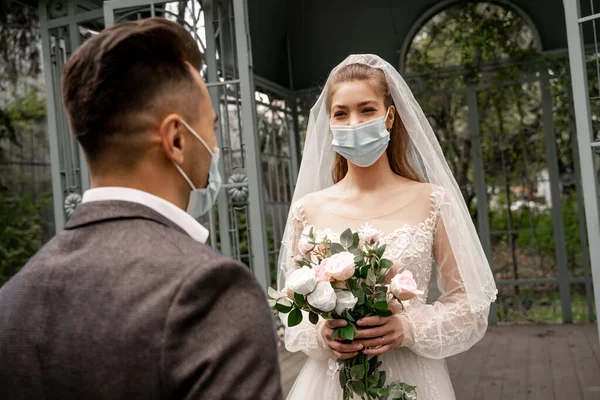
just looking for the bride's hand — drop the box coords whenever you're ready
[319,319,364,360]
[355,316,404,356]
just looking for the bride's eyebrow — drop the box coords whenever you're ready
[332,100,378,109]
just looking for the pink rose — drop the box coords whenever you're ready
[297,236,314,255]
[325,252,356,281]
[314,259,332,283]
[360,223,380,244]
[390,270,424,301]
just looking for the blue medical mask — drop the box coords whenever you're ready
[331,108,391,167]
[173,120,222,218]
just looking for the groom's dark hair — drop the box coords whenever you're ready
[62,17,203,166]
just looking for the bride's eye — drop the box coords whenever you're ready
[363,108,376,113]
[334,111,345,118]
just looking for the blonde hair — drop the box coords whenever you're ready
[325,63,422,184]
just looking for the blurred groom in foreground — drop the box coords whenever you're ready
[0,17,283,400]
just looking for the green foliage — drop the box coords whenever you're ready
[0,187,51,287]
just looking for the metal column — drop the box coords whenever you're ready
[563,0,600,338]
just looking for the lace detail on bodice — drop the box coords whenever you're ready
[290,187,445,306]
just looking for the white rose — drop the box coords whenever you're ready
[360,223,380,244]
[325,252,356,281]
[307,282,337,312]
[335,290,358,315]
[286,266,318,295]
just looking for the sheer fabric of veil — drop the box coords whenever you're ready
[277,54,496,311]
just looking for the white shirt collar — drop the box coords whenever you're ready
[82,187,209,243]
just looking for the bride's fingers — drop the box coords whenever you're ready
[326,319,348,329]
[327,339,363,354]
[332,350,359,360]
[357,316,392,327]
[356,336,390,349]
[362,344,393,356]
[354,325,390,339]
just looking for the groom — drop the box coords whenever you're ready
[0,18,282,400]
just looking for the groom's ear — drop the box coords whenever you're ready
[159,115,186,166]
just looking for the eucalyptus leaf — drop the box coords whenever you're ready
[351,382,366,397]
[330,242,345,255]
[374,301,389,311]
[352,232,360,248]
[380,259,393,270]
[309,311,319,325]
[350,365,365,380]
[287,308,303,327]
[367,269,377,286]
[340,229,353,249]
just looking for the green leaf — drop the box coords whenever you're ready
[378,309,393,317]
[343,310,355,322]
[321,312,333,320]
[330,242,345,254]
[288,308,303,327]
[388,382,403,399]
[367,269,377,286]
[351,381,366,397]
[351,248,363,257]
[339,324,358,340]
[380,259,393,270]
[376,244,387,259]
[331,328,340,341]
[347,279,358,292]
[340,228,353,249]
[361,266,370,279]
[352,232,360,248]
[374,301,389,311]
[294,292,307,307]
[378,370,387,387]
[275,302,293,314]
[350,365,365,380]
[309,311,319,325]
[339,367,348,388]
[268,287,281,299]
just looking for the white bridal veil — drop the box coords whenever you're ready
[277,54,497,314]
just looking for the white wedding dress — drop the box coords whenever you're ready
[282,184,490,400]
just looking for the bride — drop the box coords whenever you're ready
[277,54,497,399]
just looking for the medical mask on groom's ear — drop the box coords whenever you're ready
[172,120,222,219]
[330,107,392,167]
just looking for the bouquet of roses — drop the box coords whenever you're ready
[270,225,421,400]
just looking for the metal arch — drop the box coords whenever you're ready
[397,0,544,74]
[109,6,207,53]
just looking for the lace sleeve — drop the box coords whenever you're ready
[397,190,490,359]
[278,201,330,360]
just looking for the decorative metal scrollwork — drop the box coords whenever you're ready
[64,192,82,219]
[227,173,249,203]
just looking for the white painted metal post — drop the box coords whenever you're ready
[563,0,600,339]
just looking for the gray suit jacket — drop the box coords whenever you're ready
[0,200,283,400]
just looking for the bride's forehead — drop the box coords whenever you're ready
[330,80,384,106]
